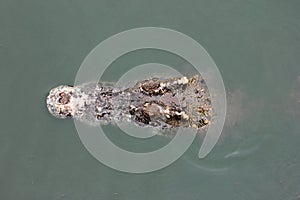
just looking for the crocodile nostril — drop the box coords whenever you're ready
[58,92,70,104]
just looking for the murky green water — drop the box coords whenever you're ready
[1,0,300,199]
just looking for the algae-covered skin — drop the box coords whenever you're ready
[46,75,212,129]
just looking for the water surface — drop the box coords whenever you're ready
[1,0,300,199]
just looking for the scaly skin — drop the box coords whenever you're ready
[46,75,211,129]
